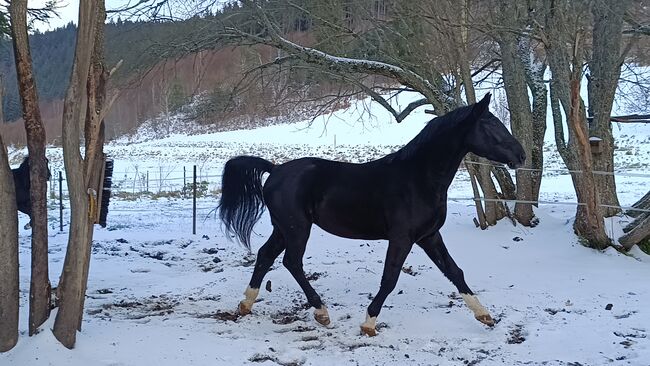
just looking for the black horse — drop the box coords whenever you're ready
[12,156,51,228]
[219,94,525,336]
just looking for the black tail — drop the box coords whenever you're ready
[218,156,274,251]
[99,158,114,228]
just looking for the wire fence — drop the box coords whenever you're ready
[49,166,224,198]
[45,160,650,234]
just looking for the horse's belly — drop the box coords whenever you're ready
[314,216,386,241]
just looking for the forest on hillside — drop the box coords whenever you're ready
[1,2,376,143]
[2,1,650,145]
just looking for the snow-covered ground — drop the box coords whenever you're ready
[2,92,650,365]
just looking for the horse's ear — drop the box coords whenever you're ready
[471,93,491,120]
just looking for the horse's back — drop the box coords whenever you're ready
[263,157,394,239]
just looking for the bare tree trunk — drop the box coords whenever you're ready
[491,0,548,227]
[9,0,50,336]
[78,7,109,330]
[0,134,19,352]
[53,0,101,349]
[499,37,535,226]
[456,0,506,226]
[588,0,630,217]
[544,0,610,249]
[568,73,610,248]
[619,214,650,250]
[0,75,4,123]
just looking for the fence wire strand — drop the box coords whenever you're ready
[46,161,650,216]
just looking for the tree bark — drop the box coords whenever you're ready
[498,36,535,226]
[0,134,19,352]
[619,214,650,250]
[568,74,610,248]
[588,0,630,217]
[456,0,506,227]
[9,0,50,336]
[78,4,109,330]
[0,75,4,123]
[53,0,101,349]
[628,190,650,218]
[544,0,610,249]
[492,0,548,227]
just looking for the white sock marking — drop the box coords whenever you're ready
[241,286,259,308]
[361,312,377,329]
[461,293,490,317]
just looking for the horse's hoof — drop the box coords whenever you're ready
[476,314,495,327]
[238,301,252,316]
[313,306,330,326]
[314,313,330,326]
[360,325,377,337]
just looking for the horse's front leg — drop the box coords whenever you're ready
[417,232,495,326]
[361,238,412,336]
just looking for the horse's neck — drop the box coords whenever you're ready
[410,133,468,187]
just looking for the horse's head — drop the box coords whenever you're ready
[464,94,526,169]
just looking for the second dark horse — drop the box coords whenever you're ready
[12,156,51,229]
[219,94,526,336]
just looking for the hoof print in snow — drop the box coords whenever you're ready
[507,324,526,344]
[249,354,304,366]
[265,280,272,292]
[202,247,219,255]
[544,308,567,316]
[86,308,103,315]
[199,264,223,273]
[272,313,305,325]
[401,266,419,276]
[272,304,310,325]
[130,268,150,273]
[211,311,240,322]
[305,272,323,281]
[512,236,523,242]
[614,311,637,319]
[605,303,613,310]
[614,330,647,339]
[292,325,316,333]
[142,251,166,260]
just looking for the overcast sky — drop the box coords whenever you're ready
[32,0,131,31]
[30,1,216,31]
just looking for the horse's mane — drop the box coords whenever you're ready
[393,103,473,160]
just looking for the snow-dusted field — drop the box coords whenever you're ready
[3,93,650,365]
[3,199,650,366]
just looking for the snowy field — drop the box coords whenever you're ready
[2,93,650,365]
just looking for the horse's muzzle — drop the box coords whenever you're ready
[507,152,526,169]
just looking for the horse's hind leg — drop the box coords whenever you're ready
[281,223,331,326]
[417,232,494,326]
[239,228,285,315]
